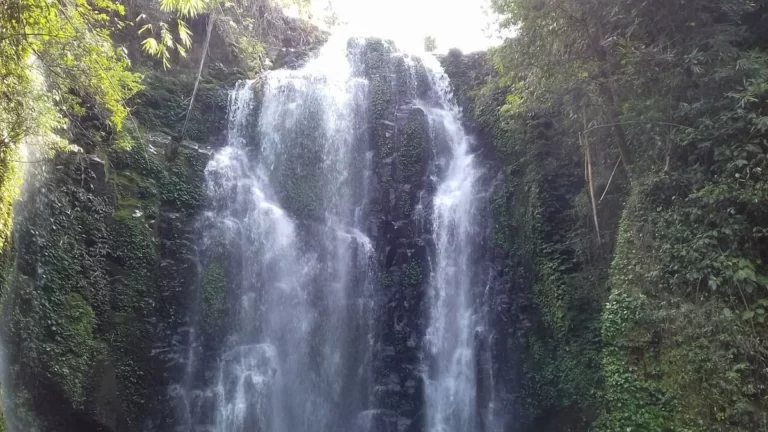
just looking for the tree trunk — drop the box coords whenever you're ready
[599,82,632,171]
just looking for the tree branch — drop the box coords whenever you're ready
[599,156,621,202]
[583,120,694,135]
[582,105,601,244]
[0,33,59,41]
[180,13,215,142]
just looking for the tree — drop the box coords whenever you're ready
[139,0,312,68]
[491,0,758,174]
[1,0,142,136]
[487,0,768,430]
[0,0,143,249]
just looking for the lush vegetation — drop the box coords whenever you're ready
[4,0,768,429]
[0,0,142,252]
[446,0,768,429]
[0,0,312,245]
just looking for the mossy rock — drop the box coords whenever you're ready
[201,261,229,340]
[397,109,429,185]
[131,64,247,143]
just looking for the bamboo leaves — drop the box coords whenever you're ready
[138,15,195,69]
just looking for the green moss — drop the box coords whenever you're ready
[9,280,100,409]
[404,260,423,286]
[201,261,228,338]
[481,109,608,427]
[370,75,395,160]
[382,271,394,289]
[270,114,326,220]
[0,156,107,410]
[160,147,206,212]
[399,192,412,218]
[364,38,396,164]
[54,293,99,406]
[131,65,247,142]
[363,38,393,77]
[0,400,6,432]
[1,120,208,427]
[397,110,428,184]
[281,172,323,220]
[112,130,205,216]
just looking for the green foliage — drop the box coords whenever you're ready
[0,0,142,262]
[138,0,308,69]
[233,35,267,75]
[0,146,21,251]
[138,0,209,67]
[159,0,211,18]
[139,19,193,69]
[1,0,141,132]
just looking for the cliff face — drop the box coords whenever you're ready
[363,39,433,430]
[0,37,535,432]
[0,38,595,432]
[3,132,208,432]
[349,41,524,431]
[4,6,767,429]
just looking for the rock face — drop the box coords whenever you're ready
[363,39,433,431]
[0,131,209,432]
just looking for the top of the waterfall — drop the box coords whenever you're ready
[295,0,501,54]
[262,33,464,119]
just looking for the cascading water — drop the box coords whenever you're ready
[411,57,485,432]
[176,36,493,432]
[182,37,376,432]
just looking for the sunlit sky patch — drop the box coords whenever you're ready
[291,0,502,53]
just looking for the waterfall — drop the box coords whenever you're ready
[418,59,483,432]
[177,36,492,432]
[182,37,376,432]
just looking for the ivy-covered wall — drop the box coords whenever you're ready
[0,123,210,431]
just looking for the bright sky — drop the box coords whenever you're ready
[302,0,502,53]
